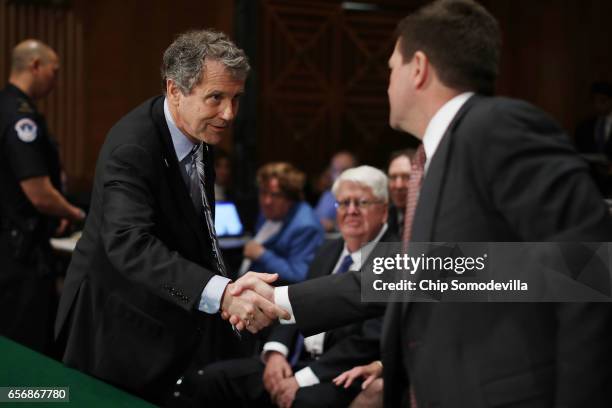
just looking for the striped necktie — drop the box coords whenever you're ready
[400,144,426,408]
[336,254,354,274]
[402,145,427,251]
[190,143,228,277]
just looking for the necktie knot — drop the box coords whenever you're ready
[412,144,427,172]
[337,254,354,274]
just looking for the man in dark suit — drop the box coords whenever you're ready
[228,1,612,407]
[54,30,288,402]
[200,166,394,408]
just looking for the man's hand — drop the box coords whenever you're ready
[220,272,290,333]
[243,240,265,260]
[263,351,293,396]
[333,360,383,389]
[272,376,299,408]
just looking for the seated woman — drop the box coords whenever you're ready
[239,162,324,284]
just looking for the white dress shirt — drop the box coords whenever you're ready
[422,92,474,173]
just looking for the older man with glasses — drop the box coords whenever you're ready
[195,165,395,408]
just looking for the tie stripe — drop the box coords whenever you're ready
[401,144,426,252]
[192,144,228,277]
[400,144,426,408]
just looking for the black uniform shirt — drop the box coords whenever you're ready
[0,83,62,229]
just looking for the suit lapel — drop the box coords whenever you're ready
[310,238,344,279]
[150,98,208,247]
[263,203,300,247]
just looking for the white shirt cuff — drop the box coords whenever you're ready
[260,342,290,363]
[294,366,320,387]
[275,286,296,324]
[198,275,231,314]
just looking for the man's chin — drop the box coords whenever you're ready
[201,133,222,145]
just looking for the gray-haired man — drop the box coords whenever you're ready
[55,29,288,402]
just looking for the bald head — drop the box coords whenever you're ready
[9,39,59,99]
[11,39,56,73]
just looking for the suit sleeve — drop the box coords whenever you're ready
[258,225,324,282]
[101,143,213,311]
[267,323,300,348]
[289,270,385,336]
[308,317,383,382]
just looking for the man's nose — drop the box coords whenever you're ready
[220,100,237,121]
[346,201,360,214]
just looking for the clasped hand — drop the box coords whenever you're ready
[220,272,289,333]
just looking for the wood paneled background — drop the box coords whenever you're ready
[0,0,85,188]
[1,0,611,194]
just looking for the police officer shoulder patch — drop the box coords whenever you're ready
[14,118,38,143]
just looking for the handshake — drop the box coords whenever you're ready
[220,272,290,333]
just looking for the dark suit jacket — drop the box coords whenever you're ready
[286,96,612,407]
[55,96,237,398]
[386,204,403,237]
[268,229,395,382]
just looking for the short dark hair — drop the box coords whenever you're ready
[395,0,501,95]
[388,148,417,168]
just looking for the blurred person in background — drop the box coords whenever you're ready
[239,162,324,284]
[0,39,85,355]
[315,150,357,231]
[386,148,416,236]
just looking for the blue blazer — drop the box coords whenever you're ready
[250,201,324,283]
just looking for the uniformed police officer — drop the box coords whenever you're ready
[0,39,85,354]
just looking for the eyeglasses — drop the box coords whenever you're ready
[334,198,384,210]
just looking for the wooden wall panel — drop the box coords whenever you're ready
[482,0,612,133]
[0,0,85,188]
[258,0,612,177]
[1,0,235,193]
[258,0,416,176]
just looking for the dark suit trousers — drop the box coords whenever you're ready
[193,357,361,408]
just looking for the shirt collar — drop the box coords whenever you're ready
[164,98,197,162]
[422,92,474,172]
[341,223,388,270]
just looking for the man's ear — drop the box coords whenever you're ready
[166,79,180,104]
[412,51,429,89]
[30,57,42,73]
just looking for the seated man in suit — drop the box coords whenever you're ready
[240,162,324,283]
[197,165,396,408]
[386,148,416,236]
